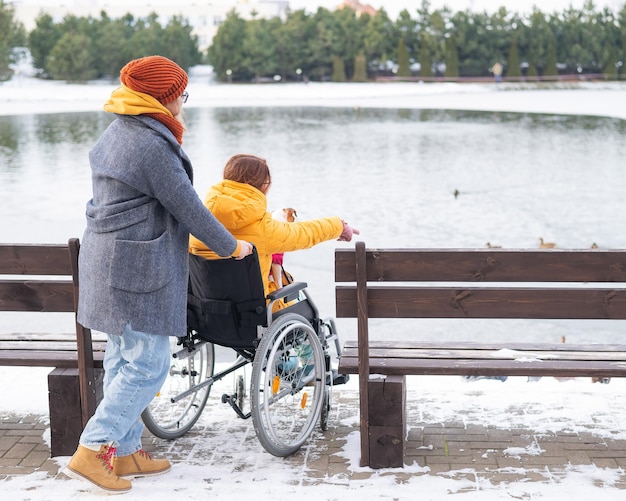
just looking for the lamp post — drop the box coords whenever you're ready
[296,68,302,82]
[226,68,232,83]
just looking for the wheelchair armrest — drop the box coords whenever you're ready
[267,281,308,304]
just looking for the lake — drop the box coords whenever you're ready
[1,105,624,344]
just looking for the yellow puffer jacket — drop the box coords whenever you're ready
[189,180,344,296]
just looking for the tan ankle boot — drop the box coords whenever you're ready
[114,449,171,478]
[64,444,132,493]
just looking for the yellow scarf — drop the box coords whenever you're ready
[104,85,185,144]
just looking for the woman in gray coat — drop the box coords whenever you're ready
[64,56,252,494]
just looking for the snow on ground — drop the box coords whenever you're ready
[1,364,626,500]
[1,71,626,499]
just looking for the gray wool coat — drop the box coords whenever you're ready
[77,114,237,337]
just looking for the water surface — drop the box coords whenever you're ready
[1,106,624,343]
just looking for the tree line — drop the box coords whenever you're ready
[209,1,626,82]
[0,1,201,82]
[0,0,625,83]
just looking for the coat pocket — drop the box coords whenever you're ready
[110,232,173,293]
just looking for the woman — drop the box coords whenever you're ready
[64,56,252,494]
[189,153,358,297]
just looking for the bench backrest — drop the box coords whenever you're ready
[0,239,97,426]
[0,243,76,311]
[336,243,626,320]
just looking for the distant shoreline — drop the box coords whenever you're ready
[1,77,625,120]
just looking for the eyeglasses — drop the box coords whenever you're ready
[181,91,189,104]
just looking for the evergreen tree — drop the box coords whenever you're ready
[93,14,132,79]
[444,35,459,78]
[353,51,367,81]
[332,54,346,81]
[0,1,26,81]
[48,32,97,81]
[274,10,315,81]
[543,35,558,77]
[162,16,202,71]
[207,10,247,81]
[418,43,433,78]
[603,46,618,80]
[28,13,62,78]
[127,13,164,61]
[507,37,521,78]
[362,9,395,77]
[396,38,410,77]
[333,7,362,80]
[309,8,335,81]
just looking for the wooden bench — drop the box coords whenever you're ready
[0,239,106,456]
[335,242,626,468]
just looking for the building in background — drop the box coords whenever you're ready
[337,0,376,17]
[9,0,289,51]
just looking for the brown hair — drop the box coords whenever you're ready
[223,154,271,191]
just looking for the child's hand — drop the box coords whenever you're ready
[338,221,360,242]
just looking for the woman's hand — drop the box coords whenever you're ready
[236,240,254,259]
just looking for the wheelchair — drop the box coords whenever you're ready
[141,248,348,457]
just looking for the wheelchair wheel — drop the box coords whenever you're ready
[250,313,326,457]
[142,336,214,440]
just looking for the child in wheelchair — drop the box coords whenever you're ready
[189,153,358,301]
[189,153,358,382]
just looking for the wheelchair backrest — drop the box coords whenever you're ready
[187,249,266,350]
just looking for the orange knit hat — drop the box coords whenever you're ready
[120,55,188,105]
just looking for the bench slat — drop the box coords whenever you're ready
[341,345,626,362]
[0,280,75,312]
[0,244,72,275]
[343,340,626,353]
[336,286,626,319]
[0,332,107,342]
[0,341,107,351]
[338,355,626,378]
[335,248,626,283]
[0,350,104,367]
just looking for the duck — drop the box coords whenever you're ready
[539,237,556,249]
[485,242,501,248]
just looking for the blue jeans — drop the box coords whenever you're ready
[79,324,171,456]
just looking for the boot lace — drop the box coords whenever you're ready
[96,445,117,472]
[137,449,152,460]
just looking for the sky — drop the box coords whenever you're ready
[13,0,626,15]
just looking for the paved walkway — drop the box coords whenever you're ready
[2,390,626,491]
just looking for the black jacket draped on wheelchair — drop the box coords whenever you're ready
[187,248,317,351]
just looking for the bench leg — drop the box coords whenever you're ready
[48,368,103,457]
[367,375,406,468]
